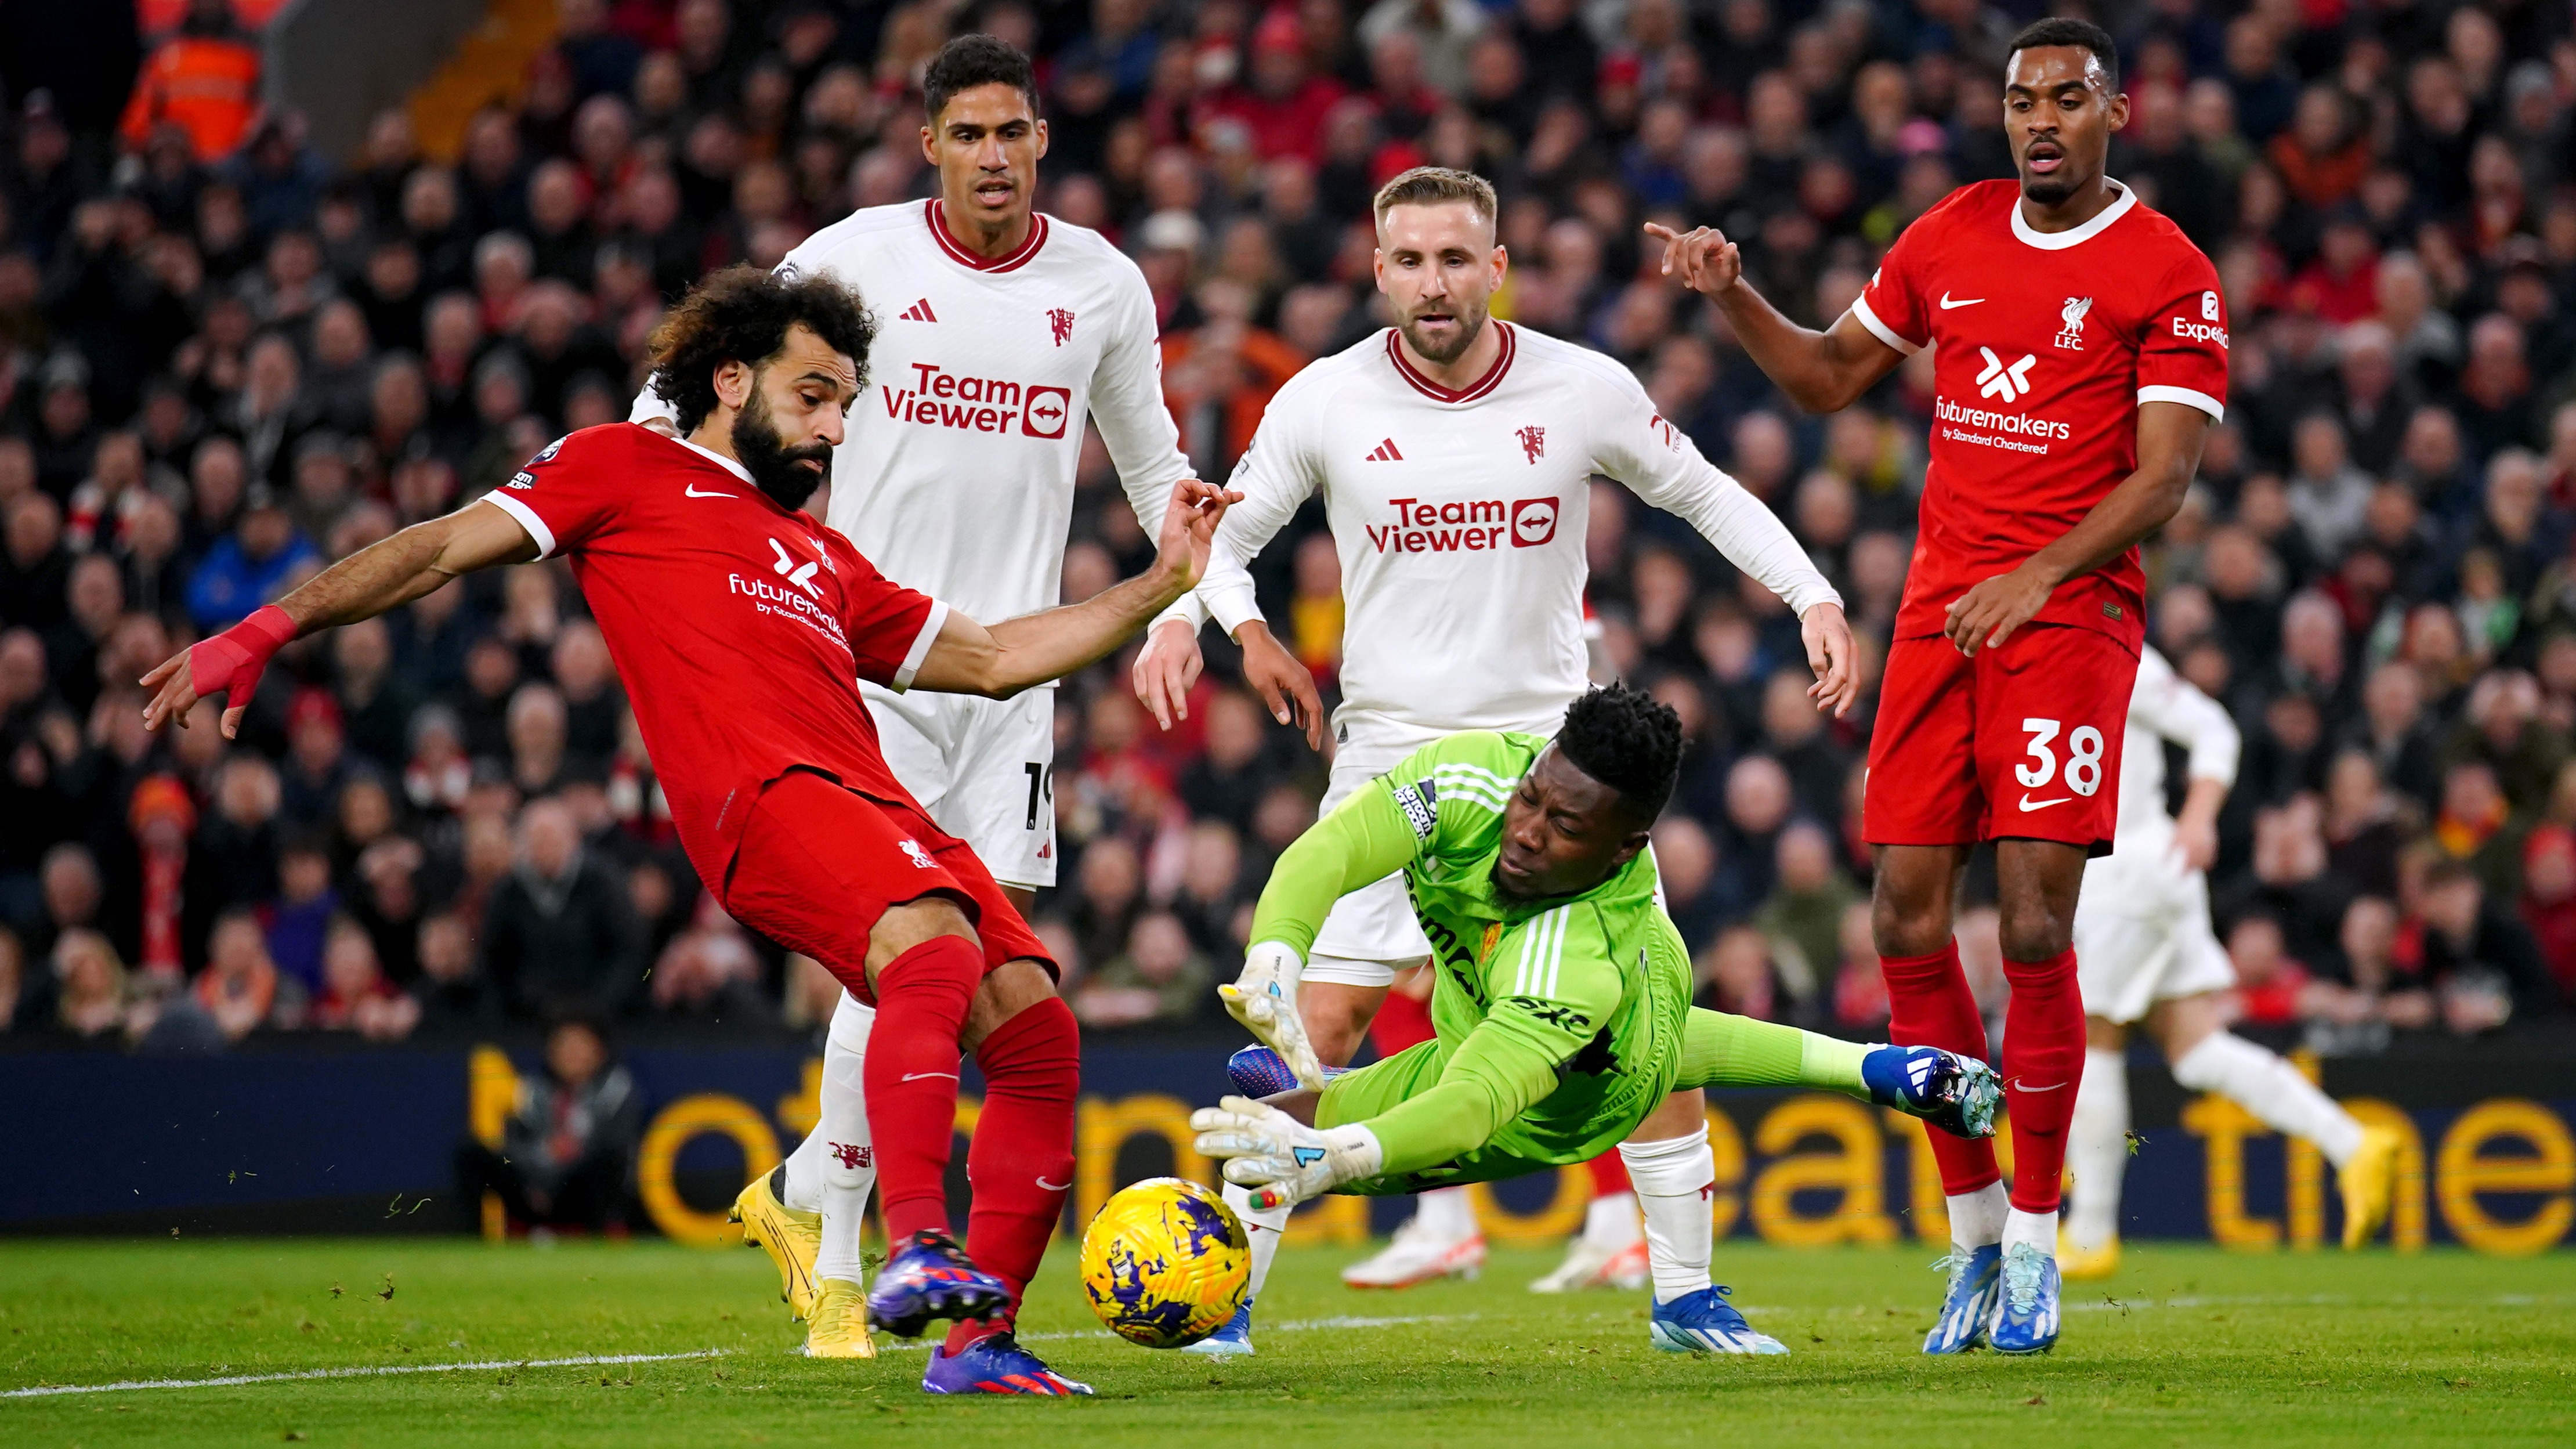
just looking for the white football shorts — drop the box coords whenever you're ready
[2071,872,2236,1025]
[861,680,1058,890]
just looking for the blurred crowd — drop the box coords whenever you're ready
[1,0,2572,1055]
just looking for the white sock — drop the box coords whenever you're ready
[1582,1190,1643,1249]
[808,993,877,1283]
[1414,1185,1478,1240]
[2172,1031,2365,1165]
[1619,1127,1713,1305]
[1225,1180,1292,1300]
[2002,1206,2058,1257]
[2066,1045,2129,1252]
[1947,1180,2008,1251]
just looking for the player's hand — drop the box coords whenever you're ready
[1799,601,1858,718]
[1190,1095,1384,1212]
[1643,222,1742,296]
[1134,617,1204,731]
[1150,478,1239,594]
[1237,621,1324,750]
[1219,941,1326,1090]
[142,605,296,738]
[1942,562,2057,657]
[2170,807,2219,873]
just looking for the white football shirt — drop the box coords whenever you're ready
[2082,644,2242,915]
[1166,323,1840,761]
[633,200,1192,622]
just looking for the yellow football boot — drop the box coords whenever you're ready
[729,1167,822,1320]
[2057,1230,2120,1281]
[2340,1123,2404,1249]
[802,1278,878,1358]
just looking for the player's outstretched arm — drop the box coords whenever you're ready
[141,500,541,738]
[911,478,1239,698]
[1942,399,2210,656]
[1645,222,1904,413]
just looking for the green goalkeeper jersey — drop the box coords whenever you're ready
[1246,731,1690,1182]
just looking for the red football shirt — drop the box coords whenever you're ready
[483,424,949,886]
[1853,179,2229,652]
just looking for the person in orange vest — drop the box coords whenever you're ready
[118,0,262,162]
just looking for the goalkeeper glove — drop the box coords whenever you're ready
[1218,940,1325,1091]
[1190,1095,1383,1212]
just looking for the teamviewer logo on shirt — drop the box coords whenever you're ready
[1976,346,2036,402]
[1511,497,1559,547]
[1022,386,1071,438]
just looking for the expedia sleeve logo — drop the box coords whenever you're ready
[1392,779,1439,840]
[1500,996,1591,1032]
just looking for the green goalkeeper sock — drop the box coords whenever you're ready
[1677,1007,1870,1095]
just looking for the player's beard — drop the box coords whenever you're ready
[1399,297,1488,366]
[732,388,835,512]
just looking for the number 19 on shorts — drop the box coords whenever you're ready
[2017,718,2104,798]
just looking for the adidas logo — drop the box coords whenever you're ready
[1363,438,1403,462]
[898,299,938,322]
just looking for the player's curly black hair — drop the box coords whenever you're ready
[1554,683,1684,825]
[925,33,1038,122]
[2008,17,2118,89]
[645,265,877,434]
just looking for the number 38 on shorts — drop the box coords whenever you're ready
[1861,627,2139,855]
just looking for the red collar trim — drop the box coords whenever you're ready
[926,199,1048,273]
[1385,322,1516,403]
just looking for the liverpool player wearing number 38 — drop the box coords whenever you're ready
[1650,18,2227,1355]
[139,267,1237,1397]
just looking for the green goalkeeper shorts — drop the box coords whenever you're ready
[1313,1040,1654,1197]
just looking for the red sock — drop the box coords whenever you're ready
[1369,985,1435,1056]
[2000,948,2085,1213]
[1880,942,2001,1197]
[943,996,1080,1356]
[864,934,982,1242]
[1585,1150,1631,1197]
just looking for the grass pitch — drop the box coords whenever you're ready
[2,1237,2570,1447]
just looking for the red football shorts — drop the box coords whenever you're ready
[1863,624,2137,855]
[719,768,1054,1003]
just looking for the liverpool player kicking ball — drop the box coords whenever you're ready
[142,267,1236,1396]
[1650,18,2228,1354]
[1193,686,2001,1365]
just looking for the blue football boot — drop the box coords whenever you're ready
[921,1331,1093,1396]
[1922,1243,2002,1354]
[1180,1296,1255,1357]
[1864,1044,2002,1140]
[1988,1241,2062,1354]
[1648,1285,1789,1355]
[866,1230,1011,1339]
[1225,1045,1348,1097]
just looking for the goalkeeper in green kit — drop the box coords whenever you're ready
[1193,685,2000,1354]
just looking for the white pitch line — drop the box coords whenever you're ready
[870,1311,1476,1352]
[1,1349,729,1400]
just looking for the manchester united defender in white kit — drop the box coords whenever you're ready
[1134,167,1858,1355]
[631,37,1197,1356]
[2062,646,2401,1278]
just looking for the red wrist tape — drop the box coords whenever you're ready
[187,605,297,712]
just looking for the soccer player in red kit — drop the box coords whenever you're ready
[139,267,1236,1395]
[1648,17,2225,1354]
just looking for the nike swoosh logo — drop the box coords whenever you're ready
[900,1071,957,1082]
[2009,1078,2068,1093]
[2018,794,2071,811]
[684,483,736,497]
[1940,293,1985,309]
[1036,1176,1070,1191]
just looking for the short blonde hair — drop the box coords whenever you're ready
[1371,166,1498,230]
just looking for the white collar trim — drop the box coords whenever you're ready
[2010,179,2136,251]
[669,432,755,485]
